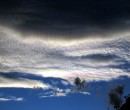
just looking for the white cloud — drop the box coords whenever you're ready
[0,97,24,102]
[40,88,91,98]
[0,76,50,89]
[39,89,67,98]
[61,80,70,86]
[14,97,24,101]
[40,92,67,98]
[39,86,90,98]
[79,91,91,95]
[0,98,12,101]
[0,26,130,87]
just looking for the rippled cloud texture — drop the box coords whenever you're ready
[0,26,130,89]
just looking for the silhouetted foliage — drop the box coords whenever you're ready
[124,94,130,100]
[74,77,85,91]
[109,92,122,109]
[120,94,130,110]
[115,85,124,96]
[108,85,124,110]
[74,77,81,86]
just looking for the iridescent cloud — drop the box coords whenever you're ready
[0,27,130,87]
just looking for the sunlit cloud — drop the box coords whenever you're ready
[0,26,130,87]
[0,75,50,89]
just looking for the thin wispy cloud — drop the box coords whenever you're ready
[0,96,24,102]
[40,92,67,98]
[39,87,90,98]
[39,88,68,98]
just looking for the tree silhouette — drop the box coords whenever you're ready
[74,77,86,91]
[109,92,122,110]
[108,84,130,110]
[108,85,124,110]
[74,77,81,87]
[119,94,130,110]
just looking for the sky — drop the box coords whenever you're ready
[0,0,130,110]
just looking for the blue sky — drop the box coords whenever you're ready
[0,72,130,110]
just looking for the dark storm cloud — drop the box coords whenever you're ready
[0,0,130,38]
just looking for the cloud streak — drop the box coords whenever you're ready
[0,72,50,89]
[0,96,24,102]
[39,87,90,98]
